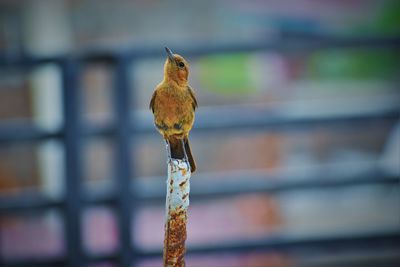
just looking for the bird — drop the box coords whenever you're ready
[149,47,197,172]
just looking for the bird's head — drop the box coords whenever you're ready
[164,47,189,86]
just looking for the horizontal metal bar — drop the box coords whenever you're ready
[86,253,118,263]
[1,108,398,143]
[0,250,118,267]
[0,122,62,143]
[135,168,400,203]
[136,230,400,258]
[297,250,400,267]
[132,107,400,135]
[1,34,399,66]
[0,122,115,143]
[1,258,66,267]
[0,193,63,214]
[1,166,398,213]
[3,231,398,266]
[1,253,119,267]
[0,190,115,214]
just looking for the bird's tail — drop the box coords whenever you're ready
[168,136,196,173]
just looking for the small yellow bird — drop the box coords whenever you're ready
[150,47,197,172]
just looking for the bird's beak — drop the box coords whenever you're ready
[165,47,175,62]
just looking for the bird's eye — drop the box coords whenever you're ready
[178,62,185,68]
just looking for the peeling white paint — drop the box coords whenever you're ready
[165,159,191,219]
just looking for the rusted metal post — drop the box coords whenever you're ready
[163,159,191,267]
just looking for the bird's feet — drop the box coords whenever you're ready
[181,139,191,172]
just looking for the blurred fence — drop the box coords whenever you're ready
[0,32,400,267]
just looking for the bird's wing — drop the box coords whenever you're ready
[188,86,198,110]
[149,90,157,113]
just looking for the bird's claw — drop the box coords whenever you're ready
[181,139,191,172]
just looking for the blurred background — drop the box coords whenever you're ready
[0,0,399,266]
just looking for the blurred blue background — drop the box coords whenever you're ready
[0,0,399,266]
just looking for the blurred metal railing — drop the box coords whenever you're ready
[0,33,400,267]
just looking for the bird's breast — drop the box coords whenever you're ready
[153,88,194,134]
[155,89,192,115]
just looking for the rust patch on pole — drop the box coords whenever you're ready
[163,159,191,267]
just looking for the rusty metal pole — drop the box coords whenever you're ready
[163,159,191,267]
